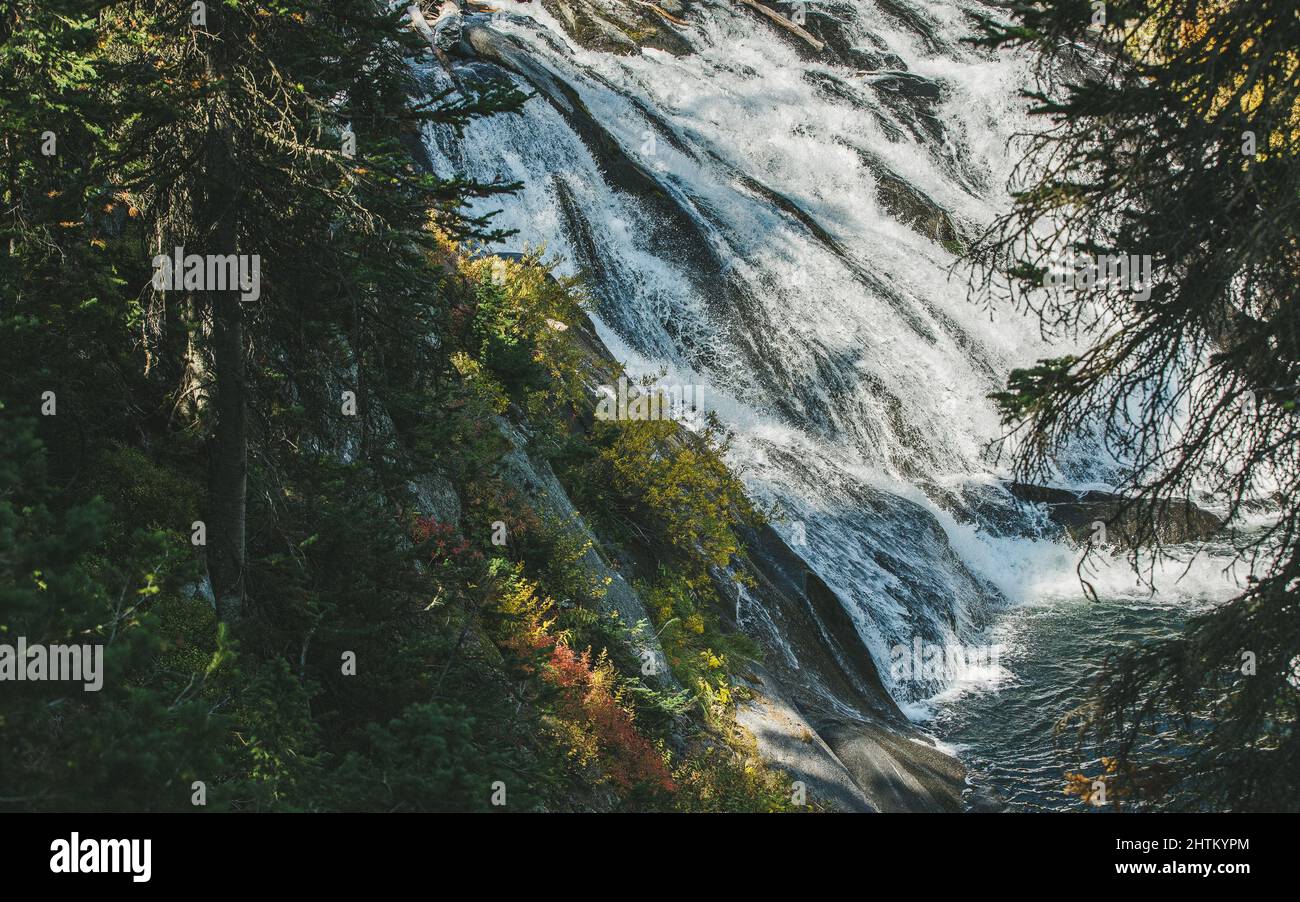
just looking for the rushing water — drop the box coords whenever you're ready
[421,0,1058,698]
[418,0,1251,805]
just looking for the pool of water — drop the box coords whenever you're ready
[927,595,1195,812]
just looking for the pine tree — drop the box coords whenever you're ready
[90,0,524,622]
[2,0,535,809]
[970,0,1300,810]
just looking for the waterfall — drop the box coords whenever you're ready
[418,0,1086,704]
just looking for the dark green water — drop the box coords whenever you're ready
[930,596,1192,812]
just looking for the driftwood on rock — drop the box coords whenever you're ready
[733,0,824,51]
[631,0,688,26]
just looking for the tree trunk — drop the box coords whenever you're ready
[201,114,247,623]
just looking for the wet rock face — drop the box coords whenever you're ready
[516,302,969,810]
[458,18,742,341]
[731,524,900,722]
[873,169,961,247]
[1005,482,1224,549]
[736,664,965,812]
[724,522,966,811]
[803,5,905,71]
[416,3,1031,811]
[541,0,694,55]
[961,481,1224,550]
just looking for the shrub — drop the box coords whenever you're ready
[492,563,675,796]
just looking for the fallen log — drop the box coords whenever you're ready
[733,0,824,51]
[631,0,689,26]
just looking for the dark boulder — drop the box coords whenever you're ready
[1005,482,1223,549]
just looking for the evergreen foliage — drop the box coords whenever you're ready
[970,0,1300,810]
[1,1,795,811]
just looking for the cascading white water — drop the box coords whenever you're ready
[417,0,1239,708]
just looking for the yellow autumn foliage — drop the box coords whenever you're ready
[1123,0,1299,161]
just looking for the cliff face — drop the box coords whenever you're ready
[959,481,1225,551]
[543,312,967,811]
[403,6,969,811]
[730,524,964,811]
